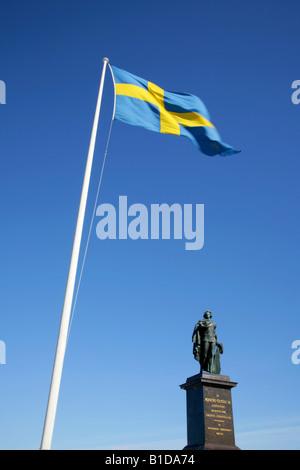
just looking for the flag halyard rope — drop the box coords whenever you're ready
[66,116,114,345]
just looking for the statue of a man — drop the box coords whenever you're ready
[192,311,223,374]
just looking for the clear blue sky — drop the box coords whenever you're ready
[1,0,300,450]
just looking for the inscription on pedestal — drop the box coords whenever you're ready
[203,386,235,447]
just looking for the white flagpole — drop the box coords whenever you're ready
[40,57,109,450]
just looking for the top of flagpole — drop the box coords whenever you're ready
[103,57,109,63]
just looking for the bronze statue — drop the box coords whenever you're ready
[192,311,223,374]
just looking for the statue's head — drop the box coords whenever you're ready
[203,310,212,319]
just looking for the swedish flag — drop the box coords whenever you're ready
[111,65,239,157]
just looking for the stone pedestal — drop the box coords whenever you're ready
[180,373,240,450]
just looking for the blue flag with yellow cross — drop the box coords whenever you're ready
[111,65,240,157]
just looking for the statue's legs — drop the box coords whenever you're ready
[207,342,215,372]
[201,341,209,371]
[201,341,216,372]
